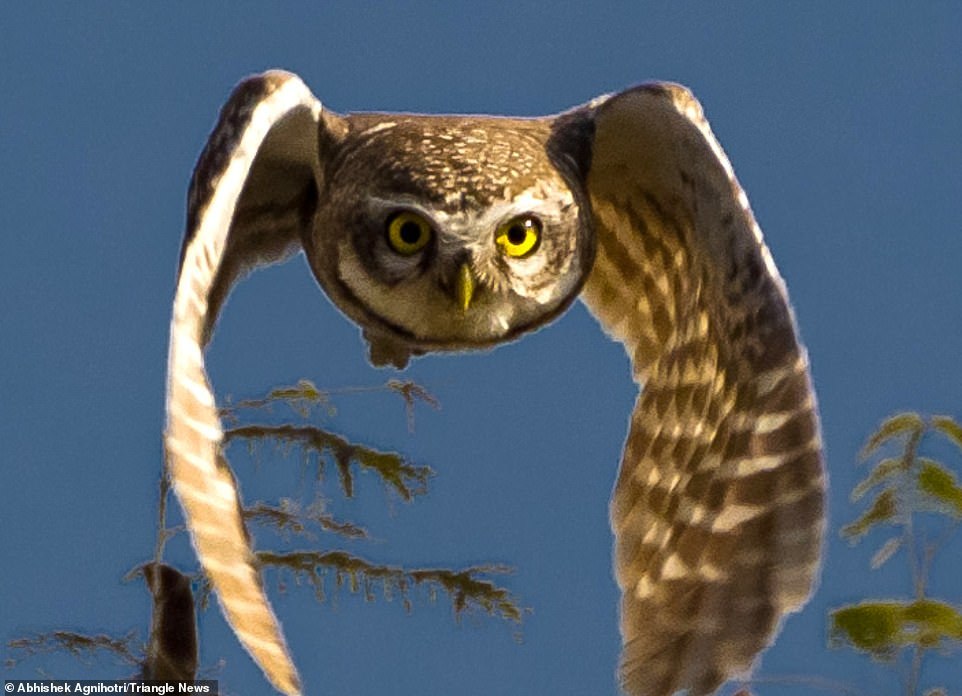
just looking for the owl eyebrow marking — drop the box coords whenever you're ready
[357,121,398,138]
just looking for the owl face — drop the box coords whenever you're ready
[303,113,594,362]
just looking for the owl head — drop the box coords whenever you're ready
[301,111,596,367]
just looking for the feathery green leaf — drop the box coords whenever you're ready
[859,412,924,460]
[6,631,143,668]
[830,599,962,657]
[225,424,433,500]
[256,550,525,624]
[841,489,898,540]
[917,460,962,518]
[852,458,903,501]
[830,602,901,657]
[932,415,962,453]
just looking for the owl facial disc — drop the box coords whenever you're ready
[303,113,594,367]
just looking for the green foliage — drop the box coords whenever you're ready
[207,381,524,625]
[256,550,523,623]
[7,378,524,682]
[244,499,370,540]
[6,631,142,669]
[831,600,962,658]
[226,379,337,418]
[851,458,902,501]
[841,413,962,565]
[225,423,432,500]
[831,411,962,695]
[858,412,925,460]
[223,378,440,431]
[916,461,962,517]
[842,488,898,540]
[931,416,962,452]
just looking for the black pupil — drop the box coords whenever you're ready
[507,224,528,245]
[399,220,423,245]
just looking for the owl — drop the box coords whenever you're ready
[165,71,825,696]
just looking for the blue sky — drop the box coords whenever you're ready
[2,3,961,695]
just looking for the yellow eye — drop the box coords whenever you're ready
[386,211,432,255]
[495,216,541,258]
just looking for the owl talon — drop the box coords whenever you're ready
[363,329,415,369]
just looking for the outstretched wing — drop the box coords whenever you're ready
[578,84,825,695]
[165,70,321,696]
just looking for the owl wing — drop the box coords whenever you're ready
[166,71,322,696]
[577,84,826,695]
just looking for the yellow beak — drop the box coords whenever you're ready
[457,263,475,313]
